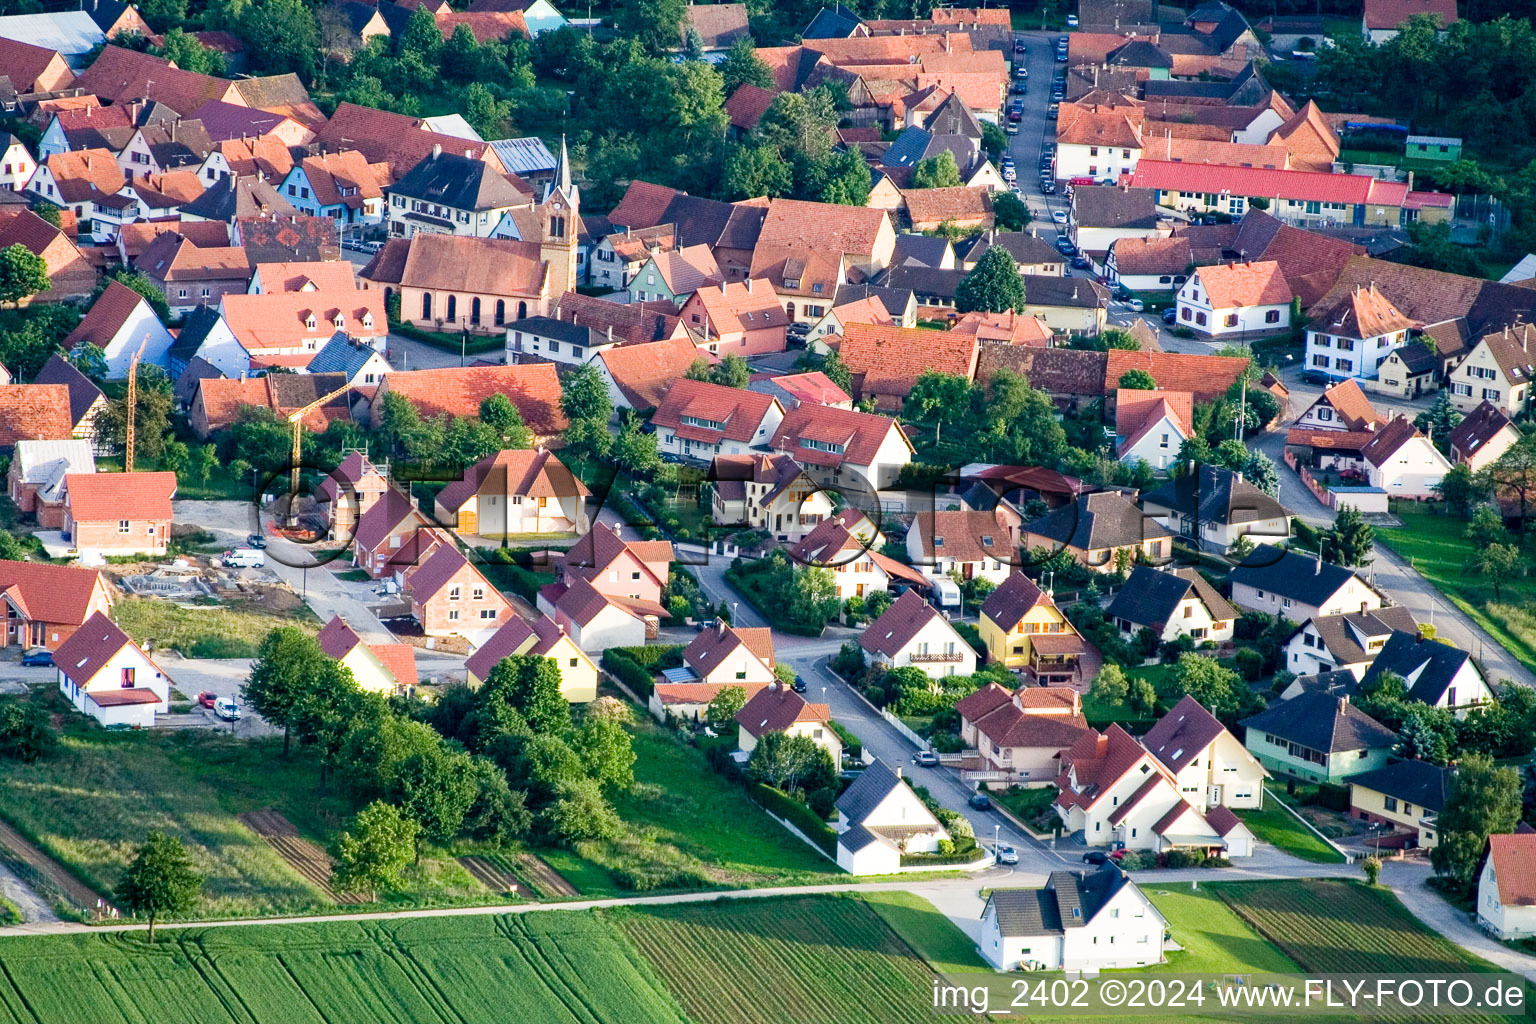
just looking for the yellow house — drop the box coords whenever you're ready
[978,572,1083,685]
[735,686,842,763]
[316,615,416,694]
[1346,759,1451,850]
[464,614,599,702]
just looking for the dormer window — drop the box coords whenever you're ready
[333,315,345,328]
[361,313,373,328]
[304,314,316,328]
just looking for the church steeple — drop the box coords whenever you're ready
[544,134,577,207]
[538,134,579,303]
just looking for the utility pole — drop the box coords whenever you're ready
[1235,375,1246,442]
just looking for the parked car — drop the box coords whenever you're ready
[196,691,218,709]
[1162,307,1178,324]
[1127,298,1145,312]
[791,676,807,693]
[1041,181,1056,194]
[1005,120,1019,135]
[1302,368,1334,386]
[1066,14,1079,26]
[914,750,939,767]
[20,649,52,667]
[245,533,267,549]
[1008,108,1022,123]
[222,547,266,568]
[1048,102,1060,117]
[1002,167,1017,182]
[1055,49,1068,62]
[997,844,1019,865]
[1055,237,1076,255]
[1014,39,1026,53]
[1072,255,1091,269]
[1083,850,1110,865]
[1014,65,1028,79]
[1051,209,1068,224]
[213,697,242,722]
[969,792,993,810]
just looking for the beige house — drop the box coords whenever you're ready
[1347,759,1449,850]
[1446,324,1534,419]
[682,622,777,687]
[1447,401,1521,473]
[736,685,841,762]
[709,453,835,542]
[433,449,589,538]
[955,683,1096,787]
[1106,566,1237,645]
[905,507,1020,586]
[464,614,599,703]
[1479,833,1536,940]
[316,615,416,694]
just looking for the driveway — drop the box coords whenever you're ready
[1387,869,1536,982]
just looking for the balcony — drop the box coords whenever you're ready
[910,652,965,663]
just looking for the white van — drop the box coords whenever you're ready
[223,548,266,568]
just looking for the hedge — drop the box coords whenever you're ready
[900,840,982,867]
[724,565,825,637]
[1306,782,1351,812]
[751,783,837,857]
[601,648,662,698]
[388,319,505,354]
[608,644,683,669]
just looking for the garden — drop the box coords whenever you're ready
[113,595,320,659]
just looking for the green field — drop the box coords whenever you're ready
[1217,879,1494,975]
[1143,883,1301,974]
[1377,507,1536,677]
[113,595,319,659]
[1237,794,1347,864]
[615,895,943,1024]
[860,890,993,974]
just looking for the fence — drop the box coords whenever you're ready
[1285,449,1338,510]
[880,708,927,750]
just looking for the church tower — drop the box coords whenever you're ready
[538,136,579,303]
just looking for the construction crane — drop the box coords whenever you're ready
[285,382,352,515]
[123,338,148,473]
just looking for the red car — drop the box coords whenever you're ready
[196,691,218,709]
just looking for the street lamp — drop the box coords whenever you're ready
[994,824,1001,854]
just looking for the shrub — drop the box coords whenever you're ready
[1234,647,1264,682]
[1201,855,1231,869]
[1306,783,1350,812]
[601,648,662,697]
[750,784,836,856]
[1116,850,1154,870]
[862,684,889,707]
[938,838,956,855]
[831,640,866,678]
[1163,849,1199,868]
[807,786,837,820]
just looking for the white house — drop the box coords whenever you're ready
[1114,388,1192,472]
[834,759,951,875]
[55,612,169,728]
[1229,544,1384,624]
[1358,630,1494,716]
[788,510,931,603]
[1054,725,1237,856]
[979,868,1169,972]
[735,685,841,762]
[1479,832,1536,940]
[1140,696,1268,812]
[506,316,622,368]
[1282,605,1419,679]
[0,133,37,193]
[1174,261,1292,338]
[1447,401,1522,474]
[537,575,665,653]
[1294,378,1382,434]
[683,621,777,687]
[1304,284,1416,386]
[859,590,976,680]
[905,508,1019,586]
[433,448,590,538]
[316,615,415,694]
[770,403,916,496]
[61,279,175,378]
[305,332,393,388]
[649,378,784,464]
[1361,416,1451,499]
[1140,466,1294,555]
[1105,566,1237,645]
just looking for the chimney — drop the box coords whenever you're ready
[432,143,442,159]
[606,325,613,342]
[745,278,753,293]
[895,765,903,778]
[717,619,727,636]
[1314,553,1322,574]
[720,281,729,294]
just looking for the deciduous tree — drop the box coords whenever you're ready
[0,243,49,307]
[706,686,748,731]
[331,801,417,900]
[242,627,359,756]
[912,151,962,189]
[483,654,570,736]
[955,246,1025,313]
[1431,753,1521,891]
[115,831,201,942]
[1117,368,1156,390]
[1321,505,1374,567]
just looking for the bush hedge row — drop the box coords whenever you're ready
[750,783,837,857]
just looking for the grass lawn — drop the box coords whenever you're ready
[1140,882,1300,974]
[860,890,993,973]
[1377,506,1536,676]
[1081,690,1148,727]
[113,594,318,658]
[560,718,840,897]
[333,568,371,582]
[1236,793,1346,864]
[94,455,250,502]
[995,785,1058,828]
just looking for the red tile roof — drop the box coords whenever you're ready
[76,46,235,116]
[65,471,176,522]
[0,559,107,626]
[685,621,776,677]
[726,84,777,133]
[770,403,912,469]
[1102,350,1250,404]
[912,508,1018,565]
[397,233,548,297]
[354,487,427,555]
[0,386,75,446]
[598,335,701,411]
[1191,260,1292,309]
[463,614,576,680]
[317,614,366,660]
[765,371,851,407]
[1131,160,1410,208]
[687,279,789,338]
[312,103,494,180]
[651,378,780,446]
[406,544,485,605]
[1115,387,1193,440]
[1362,0,1457,30]
[44,148,125,205]
[375,364,567,436]
[0,36,74,93]
[55,612,155,687]
[1316,378,1382,432]
[1361,414,1428,468]
[368,643,418,687]
[860,588,952,659]
[220,289,385,352]
[980,572,1055,632]
[757,198,890,260]
[654,680,771,707]
[736,685,830,737]
[1487,832,1536,906]
[607,181,681,230]
[436,10,530,41]
[63,280,149,351]
[839,322,978,406]
[1056,103,1143,149]
[435,448,588,514]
